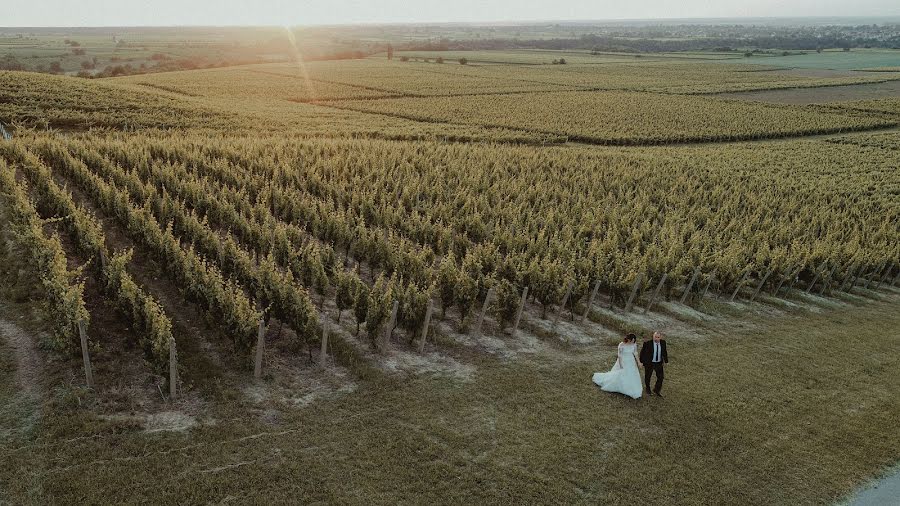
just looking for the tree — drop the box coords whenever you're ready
[458,58,468,65]
[453,268,478,330]
[353,283,370,335]
[387,44,394,60]
[364,275,393,348]
[49,61,62,74]
[435,253,458,318]
[334,270,360,324]
[436,56,444,64]
[491,279,519,331]
[399,283,428,341]
[529,258,566,319]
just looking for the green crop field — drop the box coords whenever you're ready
[1,26,899,505]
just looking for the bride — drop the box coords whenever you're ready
[592,333,642,399]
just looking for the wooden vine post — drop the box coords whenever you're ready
[818,266,837,296]
[254,316,266,380]
[750,268,773,302]
[511,286,528,338]
[551,281,574,332]
[319,323,329,368]
[680,267,700,305]
[837,265,858,293]
[169,336,177,400]
[77,320,93,389]
[862,262,884,290]
[380,300,399,353]
[418,299,433,354]
[785,266,801,293]
[891,269,900,288]
[644,273,668,315]
[581,280,600,324]
[473,287,495,339]
[805,262,826,294]
[730,271,750,302]
[875,265,892,290]
[624,273,643,312]
[700,270,716,300]
[772,267,792,297]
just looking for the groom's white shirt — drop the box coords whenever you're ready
[653,342,661,362]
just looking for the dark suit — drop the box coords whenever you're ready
[640,340,668,394]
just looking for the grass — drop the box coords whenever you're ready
[1,285,898,503]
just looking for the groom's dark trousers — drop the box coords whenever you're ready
[644,362,663,394]
[640,339,667,394]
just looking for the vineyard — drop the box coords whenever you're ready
[1,47,899,504]
[232,59,900,96]
[336,90,896,144]
[2,126,898,386]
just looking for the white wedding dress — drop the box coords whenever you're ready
[592,342,642,399]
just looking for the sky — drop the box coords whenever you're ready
[4,0,900,26]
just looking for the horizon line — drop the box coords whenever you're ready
[3,14,900,30]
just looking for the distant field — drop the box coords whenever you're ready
[394,49,665,65]
[726,48,900,70]
[336,90,896,144]
[111,57,900,103]
[0,71,562,143]
[717,80,900,104]
[115,66,399,101]
[826,98,900,116]
[361,59,900,95]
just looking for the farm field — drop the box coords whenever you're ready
[725,48,900,70]
[335,90,896,144]
[112,58,900,102]
[1,41,900,505]
[720,80,900,104]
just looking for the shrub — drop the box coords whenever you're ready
[491,279,520,331]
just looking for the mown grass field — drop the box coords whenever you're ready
[2,277,899,504]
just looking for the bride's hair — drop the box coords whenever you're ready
[625,333,637,343]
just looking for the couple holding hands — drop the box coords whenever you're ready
[592,331,668,399]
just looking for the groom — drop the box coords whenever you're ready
[640,331,668,397]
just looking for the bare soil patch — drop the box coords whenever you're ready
[0,317,44,398]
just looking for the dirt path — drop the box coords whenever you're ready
[0,311,44,447]
[0,315,43,398]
